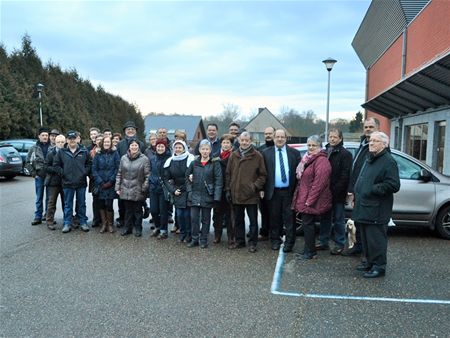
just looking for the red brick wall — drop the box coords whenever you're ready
[405,0,450,74]
[367,35,403,100]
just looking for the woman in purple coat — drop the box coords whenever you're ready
[292,135,332,260]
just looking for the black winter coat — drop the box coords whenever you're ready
[325,141,352,203]
[353,149,400,225]
[44,147,62,187]
[186,158,223,208]
[54,145,91,189]
[92,150,120,200]
[348,135,370,193]
[163,156,194,208]
[149,151,171,194]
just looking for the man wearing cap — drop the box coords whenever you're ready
[49,129,60,147]
[116,121,146,227]
[26,127,51,225]
[54,131,92,233]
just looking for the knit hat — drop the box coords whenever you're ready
[199,139,211,149]
[123,121,137,131]
[155,138,168,148]
[38,127,50,135]
[172,140,187,151]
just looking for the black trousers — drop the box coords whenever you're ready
[302,213,316,255]
[268,189,296,247]
[92,194,101,224]
[359,222,388,271]
[234,204,258,246]
[124,200,143,233]
[259,198,270,237]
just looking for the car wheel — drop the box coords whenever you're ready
[295,212,304,236]
[435,205,450,240]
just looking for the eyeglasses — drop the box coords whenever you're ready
[307,144,319,148]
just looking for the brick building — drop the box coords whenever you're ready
[352,0,450,174]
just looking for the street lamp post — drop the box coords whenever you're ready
[322,57,337,139]
[36,83,45,126]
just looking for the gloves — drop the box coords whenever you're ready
[225,191,232,204]
[101,181,113,189]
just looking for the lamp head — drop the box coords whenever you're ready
[322,57,337,71]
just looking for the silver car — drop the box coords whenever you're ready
[289,143,450,240]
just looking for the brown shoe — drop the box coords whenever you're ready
[106,211,115,233]
[99,209,107,233]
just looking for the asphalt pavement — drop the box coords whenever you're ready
[1,176,449,337]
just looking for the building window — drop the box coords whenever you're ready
[405,123,428,162]
[436,121,446,173]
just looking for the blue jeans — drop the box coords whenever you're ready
[63,187,88,226]
[319,202,346,247]
[34,177,49,220]
[176,207,191,239]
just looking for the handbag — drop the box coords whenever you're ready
[160,177,174,204]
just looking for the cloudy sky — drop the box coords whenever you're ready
[1,0,371,120]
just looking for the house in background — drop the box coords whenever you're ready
[244,108,298,146]
[352,0,450,174]
[144,114,206,148]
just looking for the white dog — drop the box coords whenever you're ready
[346,219,356,249]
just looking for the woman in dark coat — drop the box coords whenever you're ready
[186,139,223,248]
[163,140,195,242]
[115,140,150,237]
[212,134,235,246]
[292,135,332,260]
[148,138,171,239]
[92,136,120,233]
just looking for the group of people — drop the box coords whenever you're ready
[26,117,400,278]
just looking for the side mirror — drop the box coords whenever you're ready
[419,169,432,182]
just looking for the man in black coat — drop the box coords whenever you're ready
[316,128,352,255]
[262,129,301,252]
[353,132,400,278]
[343,117,379,256]
[54,131,92,233]
[257,126,275,240]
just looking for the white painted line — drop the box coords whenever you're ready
[271,245,450,305]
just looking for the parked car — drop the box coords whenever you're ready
[0,145,23,179]
[0,139,36,175]
[289,142,450,240]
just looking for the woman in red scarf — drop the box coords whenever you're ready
[212,134,235,247]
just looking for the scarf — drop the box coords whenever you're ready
[296,153,312,180]
[239,145,253,158]
[164,151,195,168]
[220,149,232,160]
[127,149,140,160]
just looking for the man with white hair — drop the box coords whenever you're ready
[226,131,267,252]
[352,131,400,278]
[343,117,380,257]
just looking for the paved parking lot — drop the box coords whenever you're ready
[1,176,449,337]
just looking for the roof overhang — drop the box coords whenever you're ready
[362,52,450,119]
